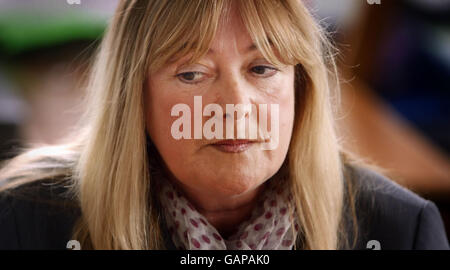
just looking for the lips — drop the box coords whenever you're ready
[210,139,256,153]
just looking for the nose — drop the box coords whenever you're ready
[216,71,253,121]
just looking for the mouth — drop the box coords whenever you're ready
[209,139,257,153]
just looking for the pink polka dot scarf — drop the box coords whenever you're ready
[158,178,299,250]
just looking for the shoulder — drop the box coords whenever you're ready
[0,179,80,250]
[345,164,449,250]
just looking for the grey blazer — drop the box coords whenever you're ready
[0,164,448,250]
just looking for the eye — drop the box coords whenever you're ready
[250,65,278,77]
[176,71,205,84]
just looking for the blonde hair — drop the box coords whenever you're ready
[0,0,370,249]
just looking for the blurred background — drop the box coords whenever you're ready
[0,0,449,239]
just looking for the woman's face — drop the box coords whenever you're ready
[145,12,295,198]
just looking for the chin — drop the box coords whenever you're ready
[209,174,264,196]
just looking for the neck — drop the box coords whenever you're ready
[174,181,267,239]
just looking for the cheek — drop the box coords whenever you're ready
[268,74,295,160]
[279,71,295,125]
[278,86,295,133]
[145,88,173,146]
[278,97,294,159]
[145,81,197,171]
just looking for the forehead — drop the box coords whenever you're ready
[208,5,254,55]
[149,1,299,72]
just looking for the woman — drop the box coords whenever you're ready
[0,0,448,250]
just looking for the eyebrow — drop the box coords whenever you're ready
[168,43,262,65]
[207,44,258,55]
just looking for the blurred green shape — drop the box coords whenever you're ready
[0,10,107,56]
